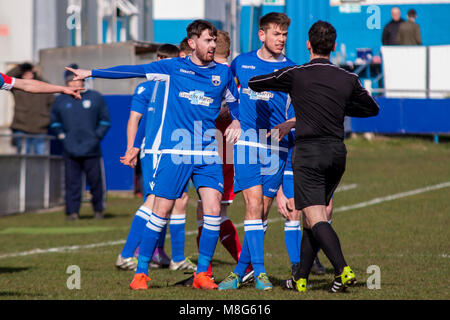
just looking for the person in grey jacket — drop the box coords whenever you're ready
[397,9,422,45]
[50,64,111,220]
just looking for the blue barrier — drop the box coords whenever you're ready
[101,95,134,191]
[101,95,449,191]
[351,97,450,134]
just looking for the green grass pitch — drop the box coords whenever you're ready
[0,136,449,300]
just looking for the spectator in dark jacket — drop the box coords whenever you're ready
[50,64,111,220]
[7,63,55,155]
[382,7,404,45]
[397,9,422,45]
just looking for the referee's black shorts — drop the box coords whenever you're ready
[292,139,346,211]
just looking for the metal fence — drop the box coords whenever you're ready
[0,133,64,216]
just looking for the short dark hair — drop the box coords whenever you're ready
[19,62,33,73]
[179,37,192,55]
[259,12,291,31]
[308,20,337,56]
[407,9,417,18]
[157,43,180,59]
[186,19,217,39]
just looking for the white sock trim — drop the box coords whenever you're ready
[169,213,186,225]
[136,206,152,220]
[146,213,168,232]
[203,215,221,231]
[244,219,263,232]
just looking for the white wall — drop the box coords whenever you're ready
[0,0,34,129]
[153,0,205,19]
[0,0,34,63]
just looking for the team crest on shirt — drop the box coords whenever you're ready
[137,86,146,95]
[82,100,92,109]
[211,75,221,86]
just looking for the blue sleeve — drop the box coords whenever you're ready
[92,64,148,79]
[131,83,151,114]
[133,111,146,149]
[0,73,4,88]
[224,69,240,121]
[92,59,174,80]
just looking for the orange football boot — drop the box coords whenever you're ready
[192,272,218,290]
[129,273,151,290]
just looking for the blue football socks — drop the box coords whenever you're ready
[197,214,221,273]
[121,205,152,258]
[169,213,186,262]
[284,219,301,265]
[136,212,168,275]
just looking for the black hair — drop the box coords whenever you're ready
[186,19,217,39]
[308,20,337,56]
[157,44,180,59]
[407,9,417,18]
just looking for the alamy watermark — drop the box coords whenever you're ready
[366,5,381,30]
[366,265,381,290]
[149,122,285,175]
[66,265,81,290]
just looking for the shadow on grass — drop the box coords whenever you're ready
[0,266,31,274]
[78,213,117,220]
[0,291,43,298]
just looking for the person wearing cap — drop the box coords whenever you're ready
[50,64,111,221]
[397,9,422,45]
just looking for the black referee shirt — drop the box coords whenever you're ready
[248,58,379,142]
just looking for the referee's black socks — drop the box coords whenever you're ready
[294,228,319,280]
[311,221,347,276]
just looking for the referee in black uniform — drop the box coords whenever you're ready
[248,20,379,292]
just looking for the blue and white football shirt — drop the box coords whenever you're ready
[92,56,240,198]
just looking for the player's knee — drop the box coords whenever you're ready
[326,198,333,219]
[244,199,264,219]
[287,210,301,221]
[173,193,189,213]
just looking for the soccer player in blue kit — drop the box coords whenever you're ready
[115,44,196,273]
[67,20,241,290]
[218,12,296,291]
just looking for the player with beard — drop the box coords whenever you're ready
[67,20,242,290]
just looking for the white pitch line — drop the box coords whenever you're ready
[334,181,450,213]
[335,183,358,193]
[0,181,449,260]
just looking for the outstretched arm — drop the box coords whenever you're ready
[65,64,148,81]
[267,117,296,141]
[13,78,83,99]
[248,66,293,93]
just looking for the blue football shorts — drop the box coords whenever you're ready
[149,152,223,200]
[233,140,288,198]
